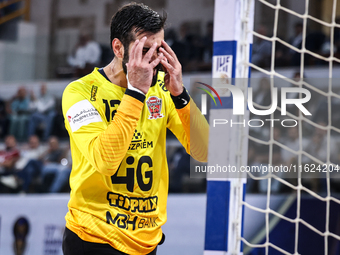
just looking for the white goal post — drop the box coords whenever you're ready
[204,0,253,254]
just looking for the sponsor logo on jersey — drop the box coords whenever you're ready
[107,192,158,213]
[66,99,102,132]
[129,130,153,150]
[106,192,159,230]
[106,211,158,231]
[146,96,164,120]
[90,85,98,101]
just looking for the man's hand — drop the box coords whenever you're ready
[126,37,163,95]
[159,40,183,96]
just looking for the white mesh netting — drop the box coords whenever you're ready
[238,0,340,254]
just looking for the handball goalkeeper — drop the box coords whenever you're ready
[61,3,208,255]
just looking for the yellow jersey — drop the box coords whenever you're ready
[62,68,208,254]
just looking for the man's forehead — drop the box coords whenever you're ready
[133,30,164,43]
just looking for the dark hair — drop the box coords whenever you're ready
[110,2,167,52]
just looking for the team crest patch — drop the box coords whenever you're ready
[146,96,164,120]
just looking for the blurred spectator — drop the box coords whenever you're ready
[246,143,286,194]
[289,70,303,89]
[169,147,188,193]
[334,16,340,58]
[15,135,44,171]
[313,93,340,126]
[0,96,9,139]
[67,32,102,77]
[252,25,272,68]
[178,22,204,72]
[28,83,56,141]
[304,121,337,164]
[258,145,283,194]
[43,145,71,193]
[287,71,318,117]
[281,126,300,165]
[246,142,260,193]
[19,136,63,193]
[166,21,213,72]
[303,121,338,192]
[165,29,188,69]
[200,21,214,71]
[178,23,190,45]
[273,126,283,144]
[99,43,114,67]
[0,135,20,193]
[8,87,30,141]
[250,77,275,121]
[247,144,268,193]
[289,22,303,66]
[287,23,325,66]
[275,40,290,67]
[186,34,205,71]
[168,147,204,193]
[286,71,303,116]
[331,96,340,130]
[252,77,272,106]
[50,98,68,139]
[305,30,326,65]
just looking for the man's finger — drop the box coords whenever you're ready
[160,57,175,73]
[143,42,158,63]
[150,53,164,69]
[159,47,175,66]
[161,40,178,62]
[134,36,147,63]
[129,39,140,63]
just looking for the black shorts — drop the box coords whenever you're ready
[62,227,160,255]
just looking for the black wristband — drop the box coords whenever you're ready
[125,89,145,103]
[170,88,190,109]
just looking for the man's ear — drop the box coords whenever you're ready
[112,38,124,59]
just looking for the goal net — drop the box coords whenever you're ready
[203,0,340,254]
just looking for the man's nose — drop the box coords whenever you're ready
[150,49,160,62]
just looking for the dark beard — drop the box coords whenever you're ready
[122,48,129,75]
[122,50,161,87]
